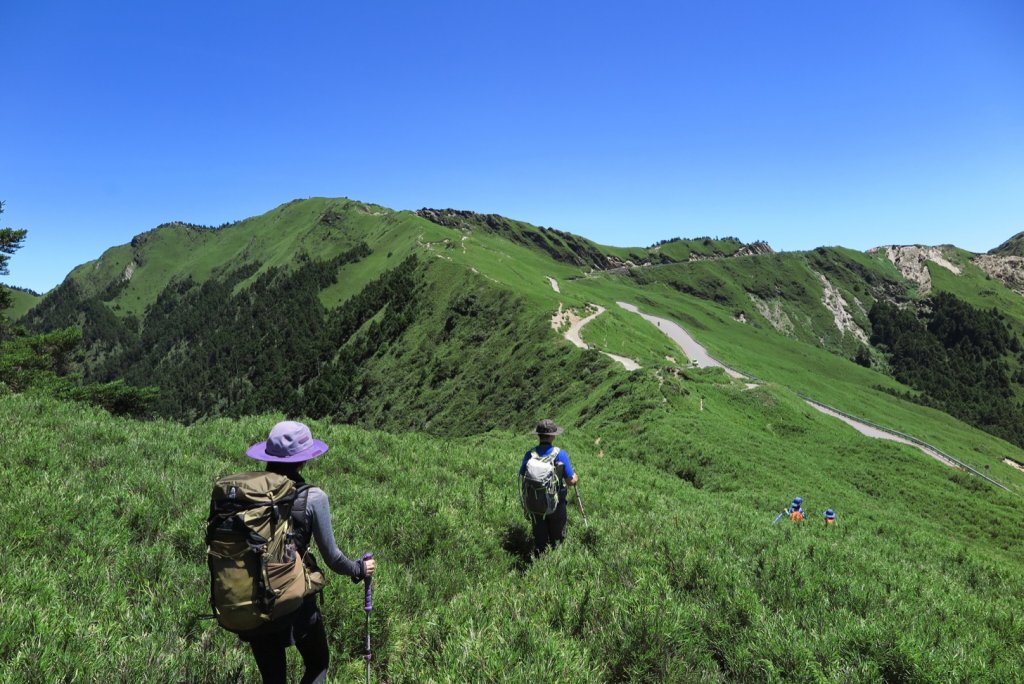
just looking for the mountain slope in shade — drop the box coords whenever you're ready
[989,231,1024,257]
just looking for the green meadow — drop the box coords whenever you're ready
[3,374,1023,682]
[1,286,40,321]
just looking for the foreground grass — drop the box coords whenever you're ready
[2,384,1023,682]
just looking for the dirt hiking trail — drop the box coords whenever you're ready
[552,304,640,371]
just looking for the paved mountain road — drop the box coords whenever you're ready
[616,302,746,379]
[618,301,967,471]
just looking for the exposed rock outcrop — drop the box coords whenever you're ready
[878,245,961,295]
[747,293,795,335]
[972,254,1024,296]
[815,272,869,344]
[735,241,774,257]
[688,241,774,262]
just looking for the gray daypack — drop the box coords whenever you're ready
[520,447,562,516]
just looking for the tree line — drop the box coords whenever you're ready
[18,232,616,434]
[869,292,1024,448]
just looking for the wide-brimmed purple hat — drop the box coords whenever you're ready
[246,421,329,463]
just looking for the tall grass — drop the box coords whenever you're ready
[2,383,1022,682]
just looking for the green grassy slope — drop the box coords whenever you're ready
[616,247,906,360]
[534,265,1024,492]
[3,379,1022,682]
[414,209,750,272]
[9,200,1024,680]
[59,198,747,326]
[62,198,449,319]
[2,286,41,320]
[928,253,1024,331]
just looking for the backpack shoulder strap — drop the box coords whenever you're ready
[291,484,313,524]
[289,484,315,550]
[532,447,559,463]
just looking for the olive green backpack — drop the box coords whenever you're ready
[205,472,325,633]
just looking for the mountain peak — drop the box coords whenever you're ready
[989,231,1024,257]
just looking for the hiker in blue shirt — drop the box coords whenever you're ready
[519,419,578,555]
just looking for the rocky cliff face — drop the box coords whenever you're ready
[878,245,961,295]
[875,242,1024,299]
[972,254,1024,296]
[735,241,774,257]
[687,241,774,262]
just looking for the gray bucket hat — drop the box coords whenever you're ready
[246,420,329,463]
[535,419,564,436]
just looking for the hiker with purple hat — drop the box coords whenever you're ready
[519,419,579,555]
[214,420,376,684]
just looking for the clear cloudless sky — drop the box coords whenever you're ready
[2,0,1022,293]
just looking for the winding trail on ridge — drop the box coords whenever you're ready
[557,304,640,371]
[564,305,605,348]
[616,302,975,473]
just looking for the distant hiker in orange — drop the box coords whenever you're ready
[824,508,837,525]
[787,497,805,522]
[771,496,805,525]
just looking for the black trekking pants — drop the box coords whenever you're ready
[530,495,568,555]
[246,601,329,684]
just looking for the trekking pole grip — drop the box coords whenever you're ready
[362,553,374,612]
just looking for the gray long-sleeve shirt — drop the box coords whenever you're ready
[306,487,364,580]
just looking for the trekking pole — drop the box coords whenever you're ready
[573,483,589,526]
[362,553,374,684]
[771,511,786,525]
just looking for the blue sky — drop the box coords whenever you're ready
[2,0,1022,293]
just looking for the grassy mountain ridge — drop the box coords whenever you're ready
[18,196,1024,463]
[17,198,771,435]
[989,230,1024,256]
[60,198,429,319]
[1,285,41,320]
[415,207,758,270]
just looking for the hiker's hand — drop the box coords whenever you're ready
[363,558,376,576]
[569,474,579,485]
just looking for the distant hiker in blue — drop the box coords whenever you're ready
[824,508,837,525]
[519,419,579,555]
